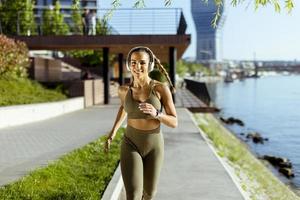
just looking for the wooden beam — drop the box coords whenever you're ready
[11,35,190,63]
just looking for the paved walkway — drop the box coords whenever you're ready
[0,91,244,199]
[0,105,121,186]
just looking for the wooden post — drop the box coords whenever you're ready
[169,46,176,103]
[103,47,109,104]
[118,53,124,86]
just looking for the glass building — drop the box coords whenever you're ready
[191,0,225,61]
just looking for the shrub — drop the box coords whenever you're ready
[0,34,30,78]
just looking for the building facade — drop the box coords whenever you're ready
[191,0,225,61]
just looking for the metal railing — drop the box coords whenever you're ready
[97,8,184,35]
[0,8,187,36]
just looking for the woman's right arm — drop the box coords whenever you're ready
[107,105,126,140]
[106,86,128,140]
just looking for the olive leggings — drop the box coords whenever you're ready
[120,124,164,200]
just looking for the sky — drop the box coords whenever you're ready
[100,0,300,61]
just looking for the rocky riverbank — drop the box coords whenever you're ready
[194,113,300,200]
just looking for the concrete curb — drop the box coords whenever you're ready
[101,163,124,200]
[187,111,250,200]
[0,97,84,129]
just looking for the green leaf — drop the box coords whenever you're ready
[133,0,146,8]
[164,0,172,6]
[285,0,294,13]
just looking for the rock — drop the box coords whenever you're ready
[234,118,245,126]
[246,132,264,144]
[219,116,245,126]
[227,117,236,124]
[240,132,245,135]
[278,161,292,168]
[263,155,280,164]
[253,136,264,144]
[220,117,226,123]
[263,155,293,169]
[279,167,295,178]
[227,117,245,126]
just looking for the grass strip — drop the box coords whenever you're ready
[0,128,124,200]
[194,113,300,200]
[0,77,67,106]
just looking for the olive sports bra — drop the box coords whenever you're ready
[124,79,163,119]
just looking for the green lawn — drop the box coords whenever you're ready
[0,128,124,200]
[194,113,300,200]
[0,77,67,106]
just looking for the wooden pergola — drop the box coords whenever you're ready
[12,34,191,104]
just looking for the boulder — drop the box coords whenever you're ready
[279,167,295,178]
[220,117,227,124]
[228,117,245,126]
[262,155,294,178]
[263,155,289,165]
[219,116,245,126]
[246,132,264,144]
[278,161,292,168]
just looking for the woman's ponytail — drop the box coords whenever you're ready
[154,56,176,94]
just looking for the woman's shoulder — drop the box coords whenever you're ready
[152,79,168,91]
[152,80,171,100]
[118,84,130,95]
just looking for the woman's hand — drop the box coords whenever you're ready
[104,134,113,153]
[138,102,157,117]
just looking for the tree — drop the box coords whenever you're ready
[41,7,53,35]
[0,0,36,35]
[176,59,188,77]
[41,1,69,35]
[71,0,83,35]
[175,59,213,77]
[107,0,294,27]
[22,0,36,35]
[96,18,112,35]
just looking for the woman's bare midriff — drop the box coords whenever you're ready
[128,119,160,131]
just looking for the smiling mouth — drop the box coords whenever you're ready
[134,70,144,74]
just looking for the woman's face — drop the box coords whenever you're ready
[130,51,150,79]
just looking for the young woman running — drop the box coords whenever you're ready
[104,46,177,200]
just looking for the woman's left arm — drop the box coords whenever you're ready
[156,84,178,128]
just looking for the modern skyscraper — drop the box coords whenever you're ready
[191,0,225,61]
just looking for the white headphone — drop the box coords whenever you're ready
[126,46,155,72]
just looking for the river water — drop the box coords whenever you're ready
[205,74,300,191]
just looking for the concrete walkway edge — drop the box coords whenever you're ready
[187,111,250,200]
[101,163,123,200]
[0,97,84,129]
